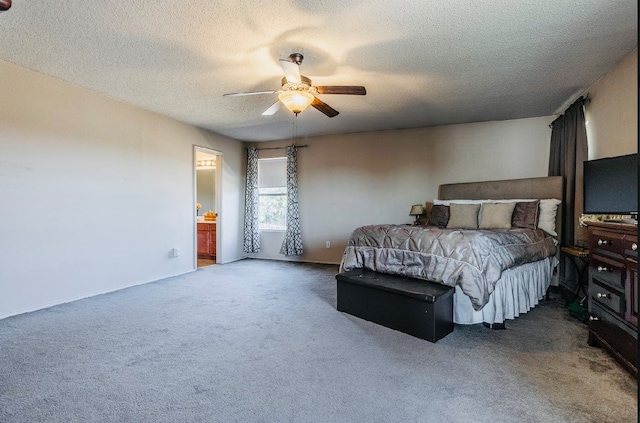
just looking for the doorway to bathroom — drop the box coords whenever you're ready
[195,147,221,268]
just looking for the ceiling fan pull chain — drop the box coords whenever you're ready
[292,114,298,140]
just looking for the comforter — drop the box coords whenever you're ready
[339,224,557,310]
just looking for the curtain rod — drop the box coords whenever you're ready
[250,144,309,151]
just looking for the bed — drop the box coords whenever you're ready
[339,176,564,326]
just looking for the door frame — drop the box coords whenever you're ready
[194,146,223,268]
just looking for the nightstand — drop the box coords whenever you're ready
[561,246,590,303]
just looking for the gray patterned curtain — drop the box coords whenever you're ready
[243,147,260,253]
[280,146,303,256]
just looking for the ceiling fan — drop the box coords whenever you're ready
[223,53,366,118]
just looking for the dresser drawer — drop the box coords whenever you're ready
[589,302,638,341]
[590,254,625,289]
[624,234,638,259]
[591,230,624,259]
[590,279,625,316]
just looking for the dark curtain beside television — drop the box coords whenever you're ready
[548,96,588,292]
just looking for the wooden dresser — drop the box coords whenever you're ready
[197,222,217,260]
[586,221,637,377]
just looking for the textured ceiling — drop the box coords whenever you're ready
[0,1,637,142]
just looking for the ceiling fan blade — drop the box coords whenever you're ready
[315,86,366,95]
[223,90,276,97]
[279,59,301,84]
[311,97,339,118]
[262,101,282,116]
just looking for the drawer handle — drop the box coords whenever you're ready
[589,316,600,321]
[597,266,608,272]
[633,243,638,251]
[596,293,611,299]
[597,239,610,246]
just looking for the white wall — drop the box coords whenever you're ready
[0,60,245,319]
[585,48,638,159]
[247,116,553,264]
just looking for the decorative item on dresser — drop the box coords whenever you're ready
[586,221,637,377]
[197,223,216,260]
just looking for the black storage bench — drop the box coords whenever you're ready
[336,268,454,342]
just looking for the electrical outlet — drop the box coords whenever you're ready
[172,248,181,257]
[325,241,331,248]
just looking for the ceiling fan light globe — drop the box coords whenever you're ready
[278,91,314,115]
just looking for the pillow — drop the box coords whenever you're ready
[435,197,561,235]
[538,199,562,236]
[434,200,487,225]
[428,205,450,227]
[433,198,536,205]
[446,203,481,229]
[483,198,537,203]
[433,199,488,206]
[479,202,516,229]
[512,200,540,229]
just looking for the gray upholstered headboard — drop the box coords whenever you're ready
[438,176,564,245]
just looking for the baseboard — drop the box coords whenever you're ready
[0,269,195,321]
[245,257,341,266]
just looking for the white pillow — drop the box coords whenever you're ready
[484,198,537,203]
[433,198,537,205]
[433,199,488,206]
[537,199,562,236]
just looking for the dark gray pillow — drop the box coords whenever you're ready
[511,200,539,229]
[428,205,449,227]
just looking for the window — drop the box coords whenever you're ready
[258,158,287,230]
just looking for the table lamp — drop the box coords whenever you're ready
[409,204,425,225]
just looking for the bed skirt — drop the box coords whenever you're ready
[453,256,557,325]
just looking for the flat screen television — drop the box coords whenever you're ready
[583,153,638,217]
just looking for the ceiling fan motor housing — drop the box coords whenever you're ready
[288,53,303,65]
[280,76,316,93]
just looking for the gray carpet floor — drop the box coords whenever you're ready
[0,259,637,423]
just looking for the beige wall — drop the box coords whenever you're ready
[247,116,554,264]
[3,45,634,316]
[585,48,638,159]
[248,48,638,265]
[0,59,245,318]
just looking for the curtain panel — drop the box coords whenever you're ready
[548,97,588,290]
[243,147,260,253]
[280,146,304,256]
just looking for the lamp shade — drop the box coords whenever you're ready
[409,204,425,216]
[278,90,314,114]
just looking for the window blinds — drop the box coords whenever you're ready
[258,158,286,188]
